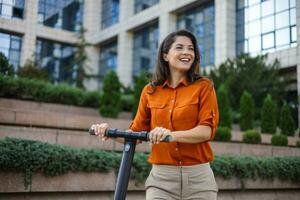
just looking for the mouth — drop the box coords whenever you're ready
[179,58,191,64]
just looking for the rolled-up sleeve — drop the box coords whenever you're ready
[129,85,151,132]
[197,80,219,140]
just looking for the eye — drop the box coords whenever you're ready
[189,47,194,51]
[175,46,183,49]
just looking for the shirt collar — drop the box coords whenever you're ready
[162,78,189,88]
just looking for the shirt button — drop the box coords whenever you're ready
[169,110,171,113]
[171,100,174,102]
[179,161,183,165]
[175,148,178,151]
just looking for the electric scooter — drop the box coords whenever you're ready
[89,128,170,200]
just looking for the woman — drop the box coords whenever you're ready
[91,29,219,200]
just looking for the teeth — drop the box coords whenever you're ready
[180,58,190,62]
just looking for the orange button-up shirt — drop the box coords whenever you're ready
[130,78,219,166]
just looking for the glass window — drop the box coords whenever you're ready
[236,0,297,55]
[275,11,289,29]
[248,36,261,53]
[133,23,158,77]
[177,2,215,67]
[276,28,290,47]
[248,4,260,21]
[262,32,274,49]
[35,38,77,84]
[275,0,289,12]
[248,20,260,37]
[262,15,274,33]
[261,0,274,17]
[0,0,24,19]
[134,0,159,14]
[38,0,83,32]
[291,26,296,42]
[290,8,296,25]
[101,0,119,29]
[99,41,117,77]
[0,32,22,71]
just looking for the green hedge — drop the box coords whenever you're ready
[0,137,300,190]
[271,134,288,146]
[0,75,101,107]
[242,130,261,144]
[215,127,232,142]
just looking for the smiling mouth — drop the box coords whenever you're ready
[179,58,191,63]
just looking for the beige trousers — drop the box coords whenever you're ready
[145,163,218,200]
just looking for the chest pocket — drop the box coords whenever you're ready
[173,97,199,124]
[148,102,168,125]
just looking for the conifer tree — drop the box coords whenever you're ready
[240,91,255,131]
[132,71,149,118]
[279,102,296,136]
[217,84,232,128]
[261,94,277,134]
[99,70,121,118]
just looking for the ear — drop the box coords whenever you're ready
[163,54,168,62]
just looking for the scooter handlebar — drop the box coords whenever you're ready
[88,128,171,142]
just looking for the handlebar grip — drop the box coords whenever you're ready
[88,128,172,143]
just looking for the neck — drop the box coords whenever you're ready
[169,71,187,88]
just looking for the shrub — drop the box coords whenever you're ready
[0,52,14,76]
[261,94,277,134]
[1,137,300,190]
[242,130,261,144]
[279,102,296,136]
[0,75,101,107]
[17,60,48,81]
[240,91,255,131]
[214,127,232,142]
[133,71,149,118]
[99,70,121,118]
[121,94,134,112]
[296,140,300,148]
[271,134,288,146]
[217,84,232,128]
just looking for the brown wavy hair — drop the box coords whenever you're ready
[150,29,202,92]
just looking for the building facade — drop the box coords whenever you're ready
[0,0,299,98]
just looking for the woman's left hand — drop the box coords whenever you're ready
[149,127,172,144]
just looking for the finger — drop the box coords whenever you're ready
[152,128,162,144]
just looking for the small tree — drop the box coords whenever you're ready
[0,52,14,76]
[217,84,232,128]
[132,71,149,118]
[240,91,255,131]
[72,26,91,88]
[279,102,296,136]
[261,94,277,134]
[17,59,48,81]
[99,70,121,118]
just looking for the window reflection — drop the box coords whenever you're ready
[236,0,297,55]
[177,2,215,67]
[35,39,77,84]
[0,0,24,19]
[101,0,119,29]
[38,0,83,32]
[134,0,159,14]
[133,23,158,77]
[0,32,22,71]
[99,42,117,77]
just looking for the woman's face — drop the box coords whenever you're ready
[163,36,195,74]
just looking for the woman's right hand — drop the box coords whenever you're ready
[90,123,110,141]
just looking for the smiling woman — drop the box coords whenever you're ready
[91,30,219,200]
